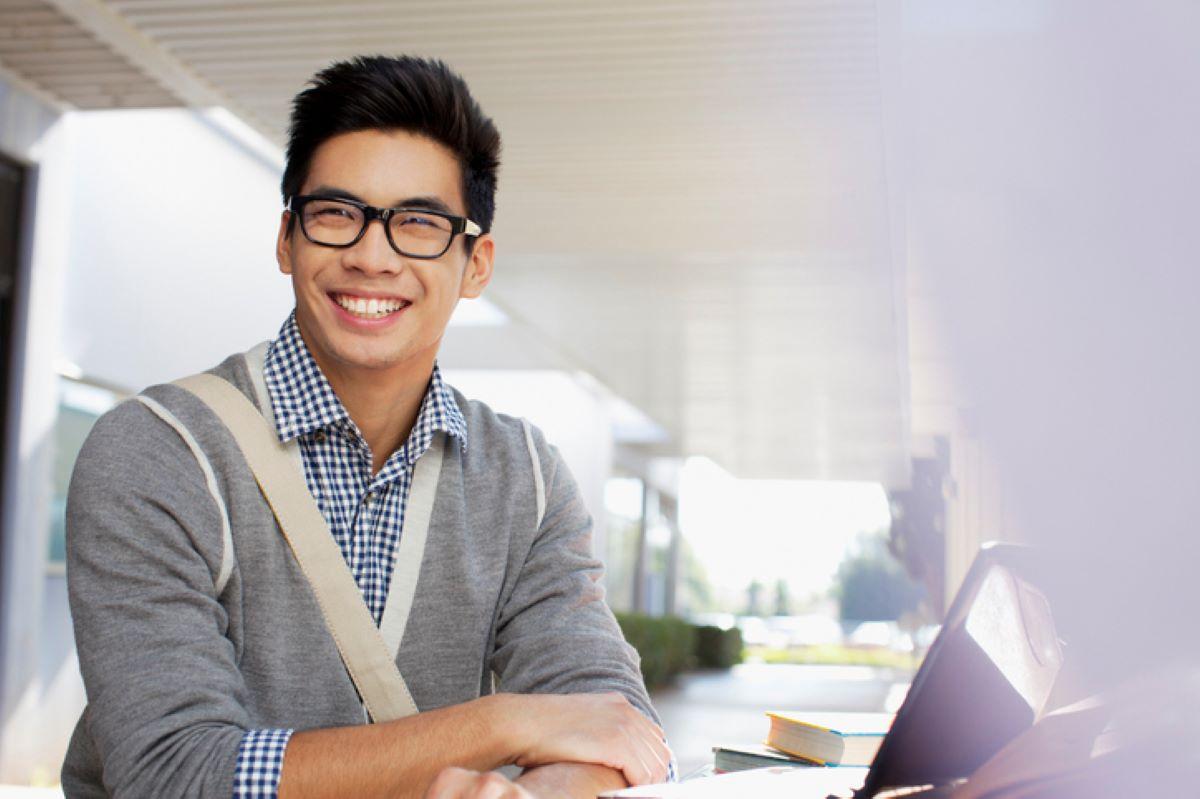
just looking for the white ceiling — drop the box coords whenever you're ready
[0,0,910,484]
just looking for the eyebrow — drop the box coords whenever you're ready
[306,185,457,216]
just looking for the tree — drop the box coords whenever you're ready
[773,579,792,616]
[834,532,926,622]
[745,580,763,616]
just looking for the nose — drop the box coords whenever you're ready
[342,216,404,275]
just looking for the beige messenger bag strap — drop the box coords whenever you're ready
[175,372,420,723]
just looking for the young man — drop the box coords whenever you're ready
[62,56,671,798]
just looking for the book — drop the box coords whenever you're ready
[711,743,815,773]
[765,711,891,766]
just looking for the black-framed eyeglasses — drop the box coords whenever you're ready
[286,194,483,260]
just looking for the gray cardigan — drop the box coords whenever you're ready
[61,349,655,797]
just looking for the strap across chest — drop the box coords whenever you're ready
[172,351,434,723]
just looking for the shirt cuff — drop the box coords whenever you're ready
[233,728,294,798]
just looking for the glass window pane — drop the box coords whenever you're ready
[48,378,122,568]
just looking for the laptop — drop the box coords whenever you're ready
[603,543,1065,798]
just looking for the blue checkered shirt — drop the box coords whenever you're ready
[233,311,466,797]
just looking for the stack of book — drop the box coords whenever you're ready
[712,711,892,773]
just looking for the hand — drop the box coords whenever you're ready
[425,767,535,799]
[506,692,671,787]
[516,762,630,797]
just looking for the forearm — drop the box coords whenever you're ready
[278,693,518,799]
[516,762,628,798]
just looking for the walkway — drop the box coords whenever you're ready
[650,662,912,776]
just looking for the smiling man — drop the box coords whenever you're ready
[61,56,670,798]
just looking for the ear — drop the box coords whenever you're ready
[276,211,295,275]
[459,234,495,299]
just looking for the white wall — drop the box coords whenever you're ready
[60,109,290,390]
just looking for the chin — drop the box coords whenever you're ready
[332,341,412,372]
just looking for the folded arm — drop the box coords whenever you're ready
[278,691,665,798]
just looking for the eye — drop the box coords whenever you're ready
[399,214,440,228]
[316,206,356,219]
[302,199,362,225]
[393,212,453,239]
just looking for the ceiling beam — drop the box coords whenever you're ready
[43,0,278,140]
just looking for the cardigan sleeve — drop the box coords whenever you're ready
[487,425,661,725]
[66,398,255,797]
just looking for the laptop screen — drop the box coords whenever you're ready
[860,543,1064,796]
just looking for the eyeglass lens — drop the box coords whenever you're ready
[300,198,454,257]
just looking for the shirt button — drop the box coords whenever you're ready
[363,491,374,505]
[313,430,327,443]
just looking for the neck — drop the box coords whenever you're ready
[332,364,431,476]
[300,337,436,477]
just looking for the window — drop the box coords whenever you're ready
[46,376,123,573]
[604,475,644,613]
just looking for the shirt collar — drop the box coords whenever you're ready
[400,362,468,467]
[262,311,467,458]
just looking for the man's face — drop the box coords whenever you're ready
[276,129,493,381]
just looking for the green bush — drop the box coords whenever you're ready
[614,612,696,689]
[694,625,744,669]
[615,614,744,688]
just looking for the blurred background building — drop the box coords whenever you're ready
[0,0,1196,787]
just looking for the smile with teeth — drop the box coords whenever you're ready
[332,293,411,319]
